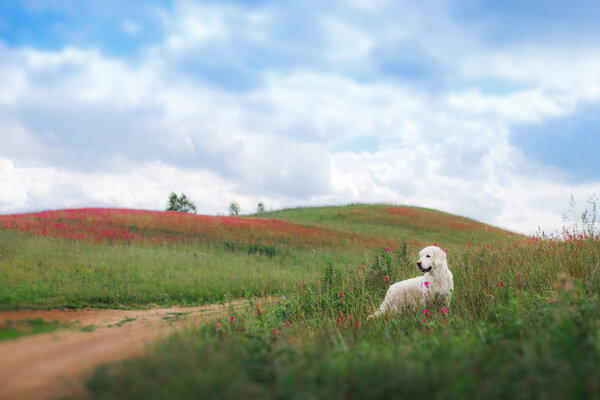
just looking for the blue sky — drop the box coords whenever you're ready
[1,0,599,234]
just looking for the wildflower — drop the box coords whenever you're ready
[273,328,279,335]
[499,281,504,287]
[338,292,344,297]
[230,316,235,322]
[216,323,221,328]
[424,281,430,288]
[434,242,437,247]
[422,309,430,316]
[355,322,360,327]
[384,275,390,282]
[444,248,449,253]
[468,242,471,246]
[440,307,448,314]
[386,247,390,251]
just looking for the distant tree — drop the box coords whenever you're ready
[167,192,197,213]
[229,201,240,216]
[257,201,265,214]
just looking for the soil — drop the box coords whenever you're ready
[0,301,250,400]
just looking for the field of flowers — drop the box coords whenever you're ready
[85,233,600,399]
[0,208,408,249]
[2,203,600,398]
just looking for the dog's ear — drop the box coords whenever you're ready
[434,247,446,267]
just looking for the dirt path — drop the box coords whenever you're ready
[0,301,249,400]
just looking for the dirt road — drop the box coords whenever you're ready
[0,302,246,400]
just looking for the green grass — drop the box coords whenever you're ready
[253,203,514,246]
[84,237,600,399]
[0,229,360,309]
[3,204,598,398]
[0,318,62,340]
[1,204,512,310]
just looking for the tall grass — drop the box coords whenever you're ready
[0,205,513,309]
[0,229,360,309]
[85,236,600,399]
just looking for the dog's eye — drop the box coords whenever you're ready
[426,255,431,258]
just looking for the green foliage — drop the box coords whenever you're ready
[0,318,61,341]
[167,192,197,214]
[229,201,240,216]
[0,229,362,309]
[257,201,265,214]
[85,238,600,399]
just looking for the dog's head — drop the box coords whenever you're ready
[416,246,447,273]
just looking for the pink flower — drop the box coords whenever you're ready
[273,328,279,335]
[434,242,437,247]
[422,309,430,316]
[440,307,448,314]
[386,247,390,251]
[499,281,504,287]
[216,323,221,328]
[468,242,471,246]
[230,316,235,322]
[424,281,430,288]
[355,322,360,327]
[338,292,344,297]
[384,275,390,282]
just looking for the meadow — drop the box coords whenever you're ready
[2,204,599,399]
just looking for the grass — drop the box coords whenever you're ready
[84,235,600,399]
[0,318,62,340]
[254,203,513,246]
[0,205,509,310]
[2,204,598,398]
[0,229,361,309]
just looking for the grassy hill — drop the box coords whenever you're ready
[253,203,513,247]
[3,204,600,398]
[0,204,514,309]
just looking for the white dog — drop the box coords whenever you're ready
[369,246,453,318]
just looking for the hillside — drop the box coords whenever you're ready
[0,204,517,309]
[1,204,514,250]
[252,203,514,247]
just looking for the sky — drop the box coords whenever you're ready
[1,0,600,235]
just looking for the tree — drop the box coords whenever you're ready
[257,201,265,214]
[229,201,240,216]
[167,192,197,213]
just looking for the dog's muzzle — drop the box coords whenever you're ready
[417,261,431,273]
